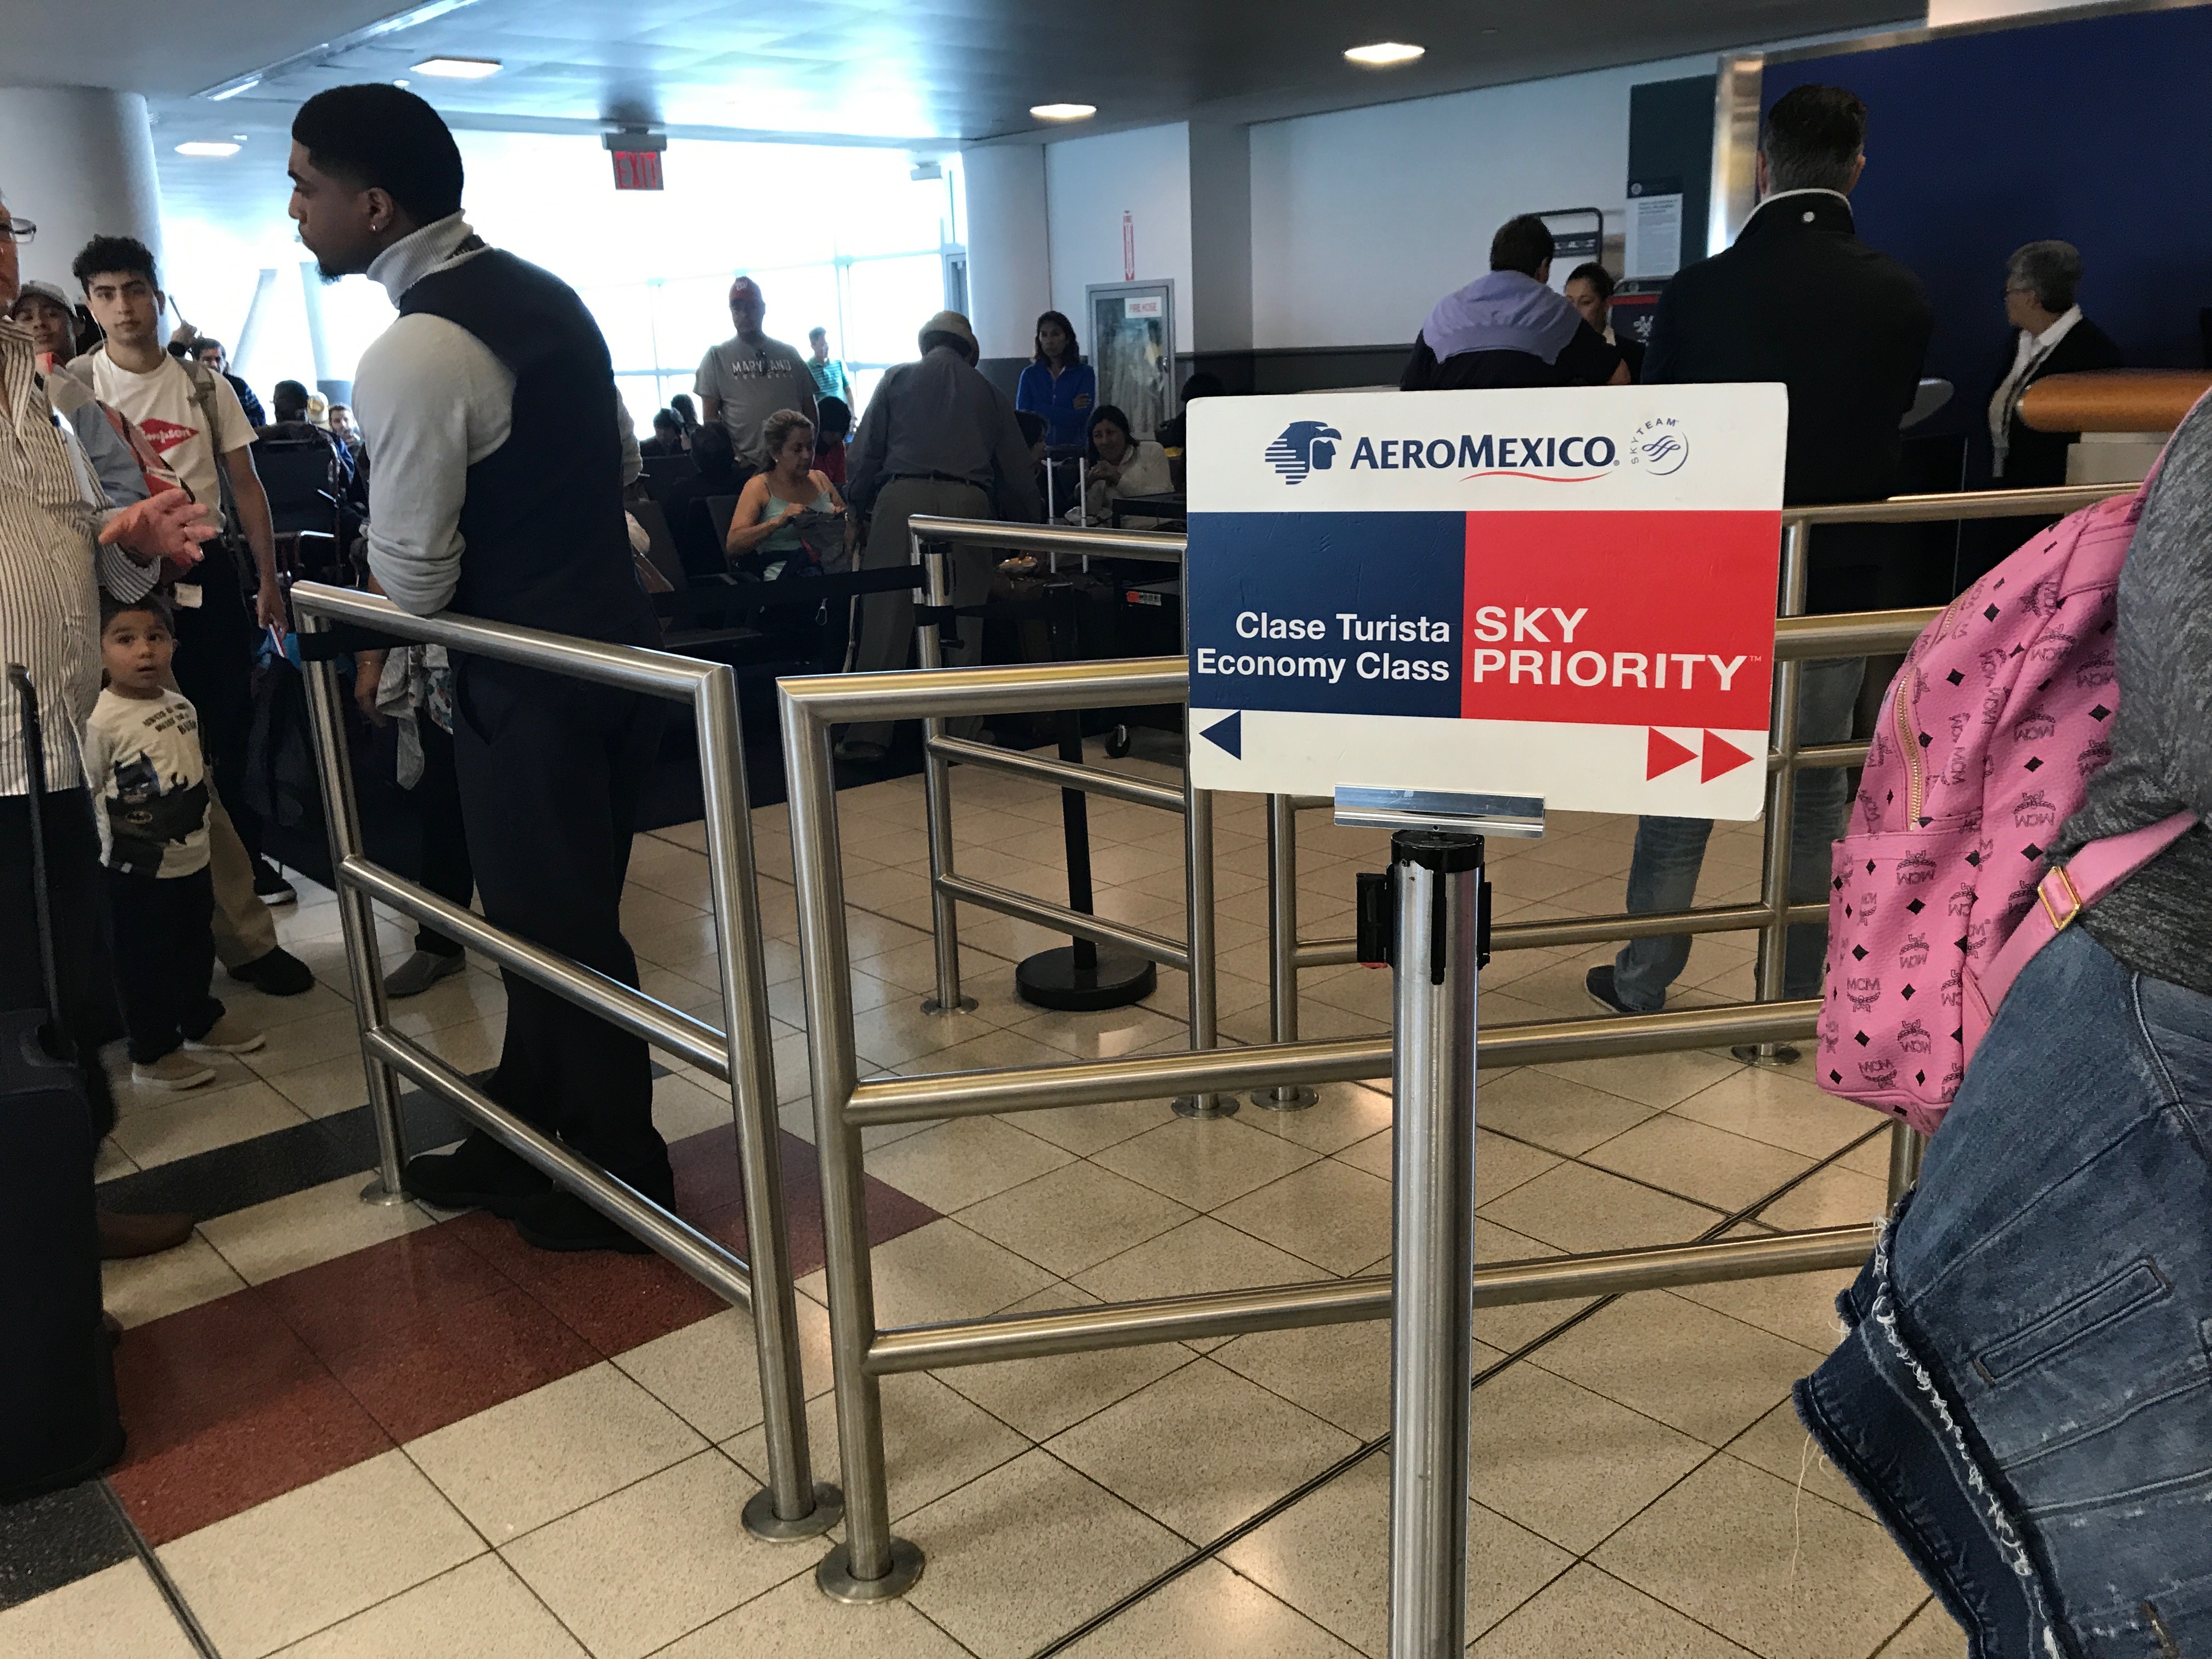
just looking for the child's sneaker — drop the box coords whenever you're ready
[133,1052,217,1091]
[185,1016,266,1055]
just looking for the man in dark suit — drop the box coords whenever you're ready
[1588,83,1933,1031]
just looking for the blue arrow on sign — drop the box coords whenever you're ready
[1199,710,1242,759]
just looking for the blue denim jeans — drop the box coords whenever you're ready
[1612,656,1865,1012]
[1797,926,2212,1658]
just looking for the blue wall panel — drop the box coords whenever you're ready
[1765,6,2212,449]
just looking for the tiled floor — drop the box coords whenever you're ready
[0,737,1960,1658]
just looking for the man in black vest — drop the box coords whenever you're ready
[1588,84,1933,1029]
[287,85,670,1251]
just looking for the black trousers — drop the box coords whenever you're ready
[412,719,475,958]
[450,660,670,1197]
[0,792,120,1136]
[171,549,264,867]
[104,866,222,1064]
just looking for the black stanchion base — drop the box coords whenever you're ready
[1015,946,1156,1012]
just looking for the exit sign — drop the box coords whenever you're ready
[611,150,663,190]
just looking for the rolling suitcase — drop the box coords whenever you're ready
[0,665,126,1500]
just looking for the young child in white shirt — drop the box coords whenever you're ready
[84,598,264,1090]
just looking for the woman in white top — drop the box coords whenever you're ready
[1076,404,1172,528]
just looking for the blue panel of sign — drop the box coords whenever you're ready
[1184,511,1465,719]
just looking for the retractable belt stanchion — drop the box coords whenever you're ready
[1340,788,1534,1659]
[1385,831,1483,1659]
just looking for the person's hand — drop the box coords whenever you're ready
[168,321,195,347]
[97,485,217,565]
[256,577,287,631]
[354,652,388,726]
[778,504,805,526]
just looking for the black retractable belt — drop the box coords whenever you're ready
[1012,582,1158,1012]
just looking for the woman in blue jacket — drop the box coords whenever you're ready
[1015,311,1095,451]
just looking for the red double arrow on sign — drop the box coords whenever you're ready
[1646,727,1753,783]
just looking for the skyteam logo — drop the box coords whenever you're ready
[1628,416,1689,477]
[1264,421,1342,484]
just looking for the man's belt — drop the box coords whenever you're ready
[888,471,988,488]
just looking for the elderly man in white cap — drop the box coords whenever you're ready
[838,309,1040,760]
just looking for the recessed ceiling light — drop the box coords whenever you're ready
[393,78,411,87]
[1345,41,1425,66]
[411,56,501,78]
[174,140,242,157]
[1030,103,1097,122]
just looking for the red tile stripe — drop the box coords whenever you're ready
[110,1128,937,1544]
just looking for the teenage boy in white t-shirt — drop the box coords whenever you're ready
[84,597,266,1090]
[70,235,317,942]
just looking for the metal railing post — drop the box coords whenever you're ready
[1750,518,1812,1064]
[1387,831,1483,1659]
[1886,1122,1926,1209]
[294,610,409,1206]
[1256,793,1317,1110]
[913,534,973,1014]
[1173,775,1227,1117]
[695,664,840,1542]
[780,687,922,1602]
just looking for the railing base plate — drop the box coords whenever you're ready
[359,1176,412,1208]
[742,1482,844,1543]
[920,995,979,1015]
[816,1537,924,1602]
[1731,1043,1802,1067]
[1172,1092,1239,1119]
[1250,1085,1319,1111]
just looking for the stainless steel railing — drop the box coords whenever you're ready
[781,659,1847,1605]
[786,477,2129,1604]
[900,516,1227,1110]
[289,583,840,1545]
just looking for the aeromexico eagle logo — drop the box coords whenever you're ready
[1263,421,1342,484]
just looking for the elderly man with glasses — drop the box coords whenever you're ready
[1,196,223,1265]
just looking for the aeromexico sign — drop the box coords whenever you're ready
[1186,386,1786,818]
[1259,414,1688,486]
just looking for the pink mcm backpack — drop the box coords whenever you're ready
[1816,467,2198,1133]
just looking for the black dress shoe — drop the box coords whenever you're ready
[228,946,315,996]
[252,860,298,905]
[1585,966,1639,1017]
[514,1190,653,1255]
[402,1132,551,1217]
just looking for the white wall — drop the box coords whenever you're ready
[1045,122,1194,353]
[0,86,163,294]
[1249,54,1717,349]
[961,143,1053,360]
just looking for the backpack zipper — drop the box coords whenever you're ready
[1895,663,1925,825]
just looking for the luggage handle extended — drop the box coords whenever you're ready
[7,665,67,1051]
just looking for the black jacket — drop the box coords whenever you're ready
[1988,316,2124,488]
[1644,191,1933,510]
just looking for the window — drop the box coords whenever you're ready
[160,132,956,433]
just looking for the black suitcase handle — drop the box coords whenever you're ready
[6,665,67,1046]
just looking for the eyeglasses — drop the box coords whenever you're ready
[1,218,35,245]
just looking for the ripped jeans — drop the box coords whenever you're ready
[1796,926,2212,1658]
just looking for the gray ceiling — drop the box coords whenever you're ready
[12,0,1917,221]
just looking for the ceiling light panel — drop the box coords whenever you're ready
[1029,102,1096,121]
[1344,41,1425,66]
[411,55,502,78]
[175,140,242,157]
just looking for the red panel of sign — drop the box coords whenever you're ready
[1455,510,1778,731]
